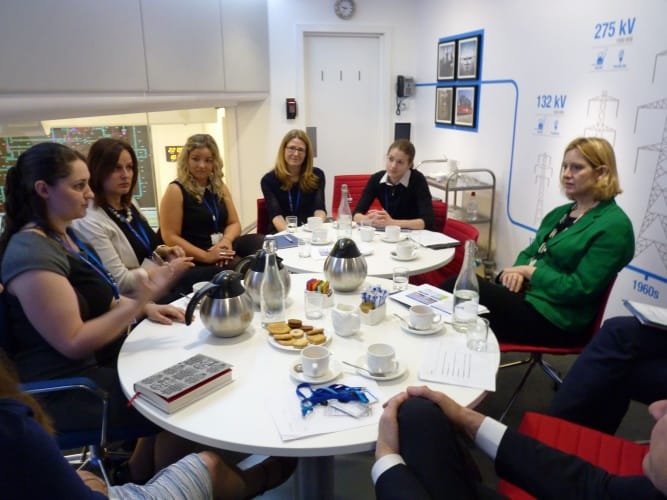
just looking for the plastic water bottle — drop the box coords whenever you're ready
[453,240,480,333]
[466,192,478,221]
[260,236,285,326]
[337,183,352,237]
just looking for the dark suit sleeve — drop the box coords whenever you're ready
[375,463,432,500]
[496,428,664,500]
[353,171,382,215]
[312,168,327,214]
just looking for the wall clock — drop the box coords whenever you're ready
[334,0,356,20]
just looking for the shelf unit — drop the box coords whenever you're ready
[417,161,496,260]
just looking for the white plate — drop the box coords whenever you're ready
[399,320,445,335]
[310,238,334,246]
[351,356,407,381]
[290,359,342,384]
[268,332,332,352]
[390,251,418,261]
[381,235,407,243]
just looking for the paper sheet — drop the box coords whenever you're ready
[418,338,496,391]
[267,375,387,441]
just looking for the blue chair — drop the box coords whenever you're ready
[0,292,116,485]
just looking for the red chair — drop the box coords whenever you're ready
[497,411,648,499]
[498,277,617,422]
[410,217,479,287]
[256,198,270,235]
[331,174,381,218]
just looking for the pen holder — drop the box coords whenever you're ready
[359,302,386,326]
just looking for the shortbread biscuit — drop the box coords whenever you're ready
[308,334,327,345]
[267,323,290,335]
[292,337,309,348]
[290,328,305,338]
[287,318,302,328]
[307,327,324,336]
[276,339,294,346]
[272,333,293,341]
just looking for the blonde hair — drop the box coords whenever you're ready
[562,137,622,201]
[176,134,225,203]
[273,129,319,192]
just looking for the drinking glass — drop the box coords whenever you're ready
[392,266,409,291]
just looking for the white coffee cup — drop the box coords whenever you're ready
[307,216,323,231]
[408,304,442,330]
[331,303,361,337]
[300,345,331,378]
[367,343,397,374]
[395,240,416,259]
[385,225,401,242]
[360,225,375,242]
[311,227,328,244]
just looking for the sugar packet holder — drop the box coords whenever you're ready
[359,285,388,325]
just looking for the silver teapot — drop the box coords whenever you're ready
[240,249,291,308]
[185,270,254,338]
[323,238,367,292]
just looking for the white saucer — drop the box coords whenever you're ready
[290,359,342,384]
[311,238,334,246]
[352,356,407,381]
[358,243,374,256]
[268,333,332,352]
[399,320,444,335]
[381,235,407,243]
[390,251,418,261]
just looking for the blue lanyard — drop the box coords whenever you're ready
[67,229,120,300]
[111,206,152,254]
[201,189,221,232]
[287,187,301,215]
[296,383,371,417]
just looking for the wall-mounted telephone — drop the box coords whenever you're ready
[396,75,415,98]
[286,98,297,119]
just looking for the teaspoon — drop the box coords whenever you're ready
[341,360,387,377]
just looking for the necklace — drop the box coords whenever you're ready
[107,204,133,224]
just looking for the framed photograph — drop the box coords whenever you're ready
[437,40,456,81]
[435,86,454,124]
[456,36,480,80]
[454,86,477,127]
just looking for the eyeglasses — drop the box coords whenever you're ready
[286,146,306,154]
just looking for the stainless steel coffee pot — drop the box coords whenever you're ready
[185,270,254,337]
[323,238,367,292]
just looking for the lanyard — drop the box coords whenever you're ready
[201,189,221,232]
[287,187,301,215]
[109,206,152,254]
[296,383,372,417]
[67,229,120,300]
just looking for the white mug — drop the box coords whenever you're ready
[408,304,442,330]
[395,240,416,259]
[385,225,401,242]
[311,227,328,244]
[360,226,375,242]
[366,343,397,374]
[307,216,323,231]
[331,303,361,337]
[301,345,331,378]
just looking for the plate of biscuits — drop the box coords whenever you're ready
[266,319,331,352]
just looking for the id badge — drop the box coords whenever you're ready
[210,232,223,245]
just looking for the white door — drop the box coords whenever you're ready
[304,34,384,214]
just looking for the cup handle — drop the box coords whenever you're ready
[432,313,442,324]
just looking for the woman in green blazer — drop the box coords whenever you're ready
[444,137,634,346]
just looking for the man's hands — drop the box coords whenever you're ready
[376,391,409,460]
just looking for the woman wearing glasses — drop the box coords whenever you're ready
[261,129,327,232]
[160,134,264,267]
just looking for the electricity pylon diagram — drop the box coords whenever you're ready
[533,153,552,225]
[584,90,619,144]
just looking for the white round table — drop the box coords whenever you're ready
[276,224,455,278]
[117,274,498,499]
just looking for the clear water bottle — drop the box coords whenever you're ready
[337,183,353,237]
[453,240,480,333]
[260,236,286,326]
[466,192,478,221]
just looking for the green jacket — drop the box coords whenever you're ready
[515,199,634,333]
